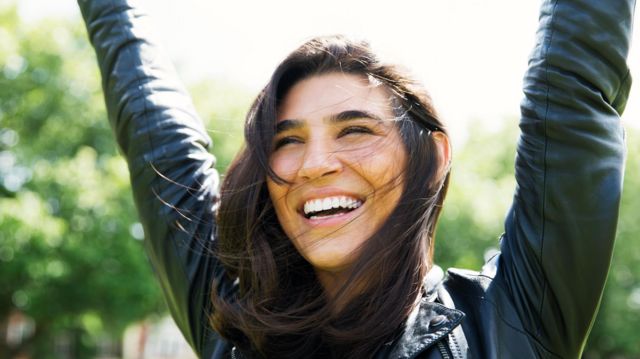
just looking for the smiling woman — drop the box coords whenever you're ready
[213,40,451,356]
[78,0,635,358]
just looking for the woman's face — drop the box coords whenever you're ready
[267,72,408,277]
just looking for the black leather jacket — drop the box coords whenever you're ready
[79,0,634,358]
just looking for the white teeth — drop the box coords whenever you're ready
[322,198,332,211]
[303,196,363,216]
[313,199,322,213]
[303,199,323,215]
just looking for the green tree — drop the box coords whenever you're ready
[435,120,518,270]
[189,79,250,171]
[0,4,164,358]
[0,4,250,357]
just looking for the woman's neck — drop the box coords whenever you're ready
[316,269,347,299]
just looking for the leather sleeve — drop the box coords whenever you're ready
[78,1,230,357]
[499,0,635,356]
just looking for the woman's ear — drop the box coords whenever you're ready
[432,132,451,179]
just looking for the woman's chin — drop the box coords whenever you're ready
[306,252,356,275]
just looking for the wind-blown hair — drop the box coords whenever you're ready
[211,35,450,358]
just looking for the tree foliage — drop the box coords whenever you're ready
[0,3,252,357]
[435,121,518,270]
[1,5,162,358]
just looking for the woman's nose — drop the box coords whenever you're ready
[297,141,342,181]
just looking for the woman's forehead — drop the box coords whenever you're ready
[277,72,394,124]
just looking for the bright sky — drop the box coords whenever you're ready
[19,0,640,147]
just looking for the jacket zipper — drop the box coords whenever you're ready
[437,340,452,359]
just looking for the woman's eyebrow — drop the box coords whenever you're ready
[330,110,383,123]
[275,119,303,134]
[275,110,383,134]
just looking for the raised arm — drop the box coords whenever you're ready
[499,0,635,356]
[78,0,230,356]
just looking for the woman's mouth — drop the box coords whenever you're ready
[302,196,363,220]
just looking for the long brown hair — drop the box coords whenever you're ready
[211,35,450,358]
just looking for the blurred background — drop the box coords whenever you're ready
[1,0,639,358]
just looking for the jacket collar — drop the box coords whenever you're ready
[385,266,466,359]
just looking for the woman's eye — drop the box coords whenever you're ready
[274,137,302,150]
[338,126,373,137]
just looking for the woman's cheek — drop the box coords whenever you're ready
[362,142,407,190]
[271,150,303,181]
